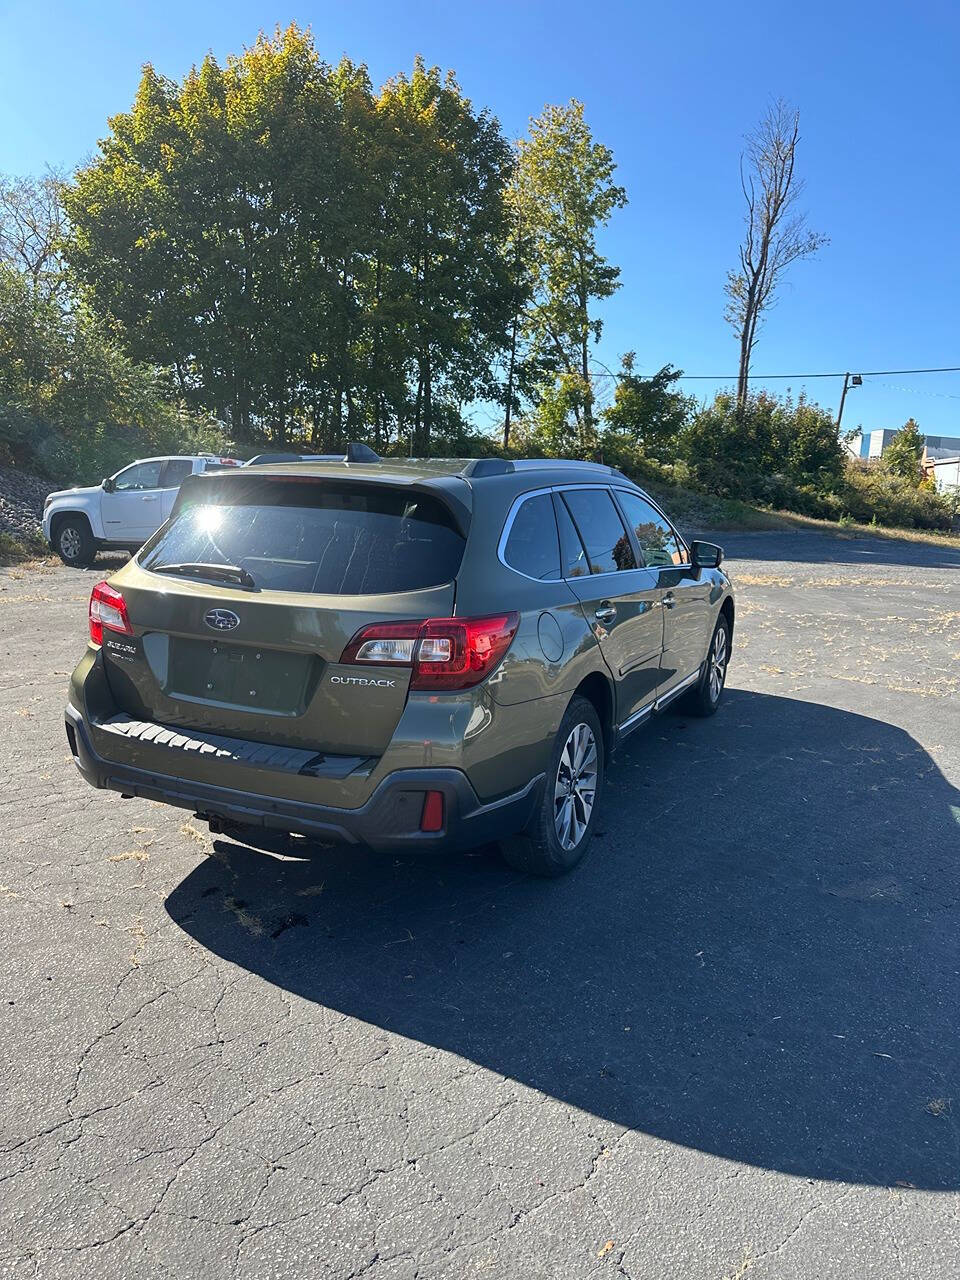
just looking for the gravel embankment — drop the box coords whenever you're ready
[0,464,50,543]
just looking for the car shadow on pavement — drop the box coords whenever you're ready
[715,529,960,570]
[166,690,960,1189]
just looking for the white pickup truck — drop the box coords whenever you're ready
[43,454,240,566]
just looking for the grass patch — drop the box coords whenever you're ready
[762,509,960,547]
[641,478,960,547]
[0,529,47,565]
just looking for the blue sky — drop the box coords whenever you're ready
[2,0,958,436]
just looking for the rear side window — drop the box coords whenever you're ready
[160,459,194,487]
[554,494,589,578]
[561,489,636,574]
[141,478,466,595]
[502,494,561,581]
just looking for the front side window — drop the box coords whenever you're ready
[616,491,686,567]
[561,489,636,575]
[141,477,466,595]
[503,494,561,581]
[114,461,164,491]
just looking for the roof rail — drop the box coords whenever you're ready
[458,456,635,482]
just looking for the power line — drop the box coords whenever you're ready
[590,365,960,382]
[871,379,960,402]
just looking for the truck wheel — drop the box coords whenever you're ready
[500,695,604,877]
[55,518,96,568]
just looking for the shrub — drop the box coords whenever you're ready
[0,262,230,484]
[679,390,845,504]
[841,461,953,530]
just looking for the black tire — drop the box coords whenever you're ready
[54,517,96,568]
[500,694,605,878]
[679,613,730,717]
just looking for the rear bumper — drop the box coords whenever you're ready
[65,703,542,854]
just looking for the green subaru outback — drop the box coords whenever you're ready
[65,456,734,876]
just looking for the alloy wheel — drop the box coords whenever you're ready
[554,722,598,851]
[709,625,728,702]
[60,527,82,561]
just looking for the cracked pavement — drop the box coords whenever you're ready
[1,528,959,1278]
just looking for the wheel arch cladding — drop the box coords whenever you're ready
[720,595,735,650]
[572,671,614,754]
[51,509,94,541]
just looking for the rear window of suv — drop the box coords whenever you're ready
[140,477,466,595]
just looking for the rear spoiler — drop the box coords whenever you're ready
[167,468,472,538]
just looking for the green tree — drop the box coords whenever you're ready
[0,171,69,301]
[0,262,221,480]
[513,101,626,455]
[64,32,517,453]
[374,58,516,454]
[65,26,357,443]
[883,418,924,484]
[510,372,588,458]
[498,166,533,449]
[601,355,694,459]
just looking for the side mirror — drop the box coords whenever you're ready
[102,477,115,493]
[690,539,723,569]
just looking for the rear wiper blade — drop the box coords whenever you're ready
[151,562,257,590]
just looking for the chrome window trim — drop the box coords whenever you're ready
[555,484,640,579]
[496,487,564,583]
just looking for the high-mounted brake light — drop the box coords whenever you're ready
[341,613,519,691]
[89,581,133,645]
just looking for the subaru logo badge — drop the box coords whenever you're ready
[204,608,240,632]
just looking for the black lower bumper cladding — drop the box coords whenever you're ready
[65,704,542,854]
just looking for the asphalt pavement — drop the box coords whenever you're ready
[1,529,958,1278]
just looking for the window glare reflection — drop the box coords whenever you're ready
[193,504,224,535]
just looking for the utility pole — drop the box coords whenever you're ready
[836,372,862,430]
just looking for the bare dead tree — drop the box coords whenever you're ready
[0,170,69,298]
[725,101,827,410]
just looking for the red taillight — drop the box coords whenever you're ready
[420,790,445,832]
[340,613,519,691]
[89,581,133,645]
[412,616,519,690]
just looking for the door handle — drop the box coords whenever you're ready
[663,592,676,609]
[142,495,159,502]
[595,604,617,624]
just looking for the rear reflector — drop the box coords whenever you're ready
[420,790,445,832]
[341,613,519,691]
[89,581,133,645]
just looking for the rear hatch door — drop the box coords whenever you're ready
[100,473,468,757]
